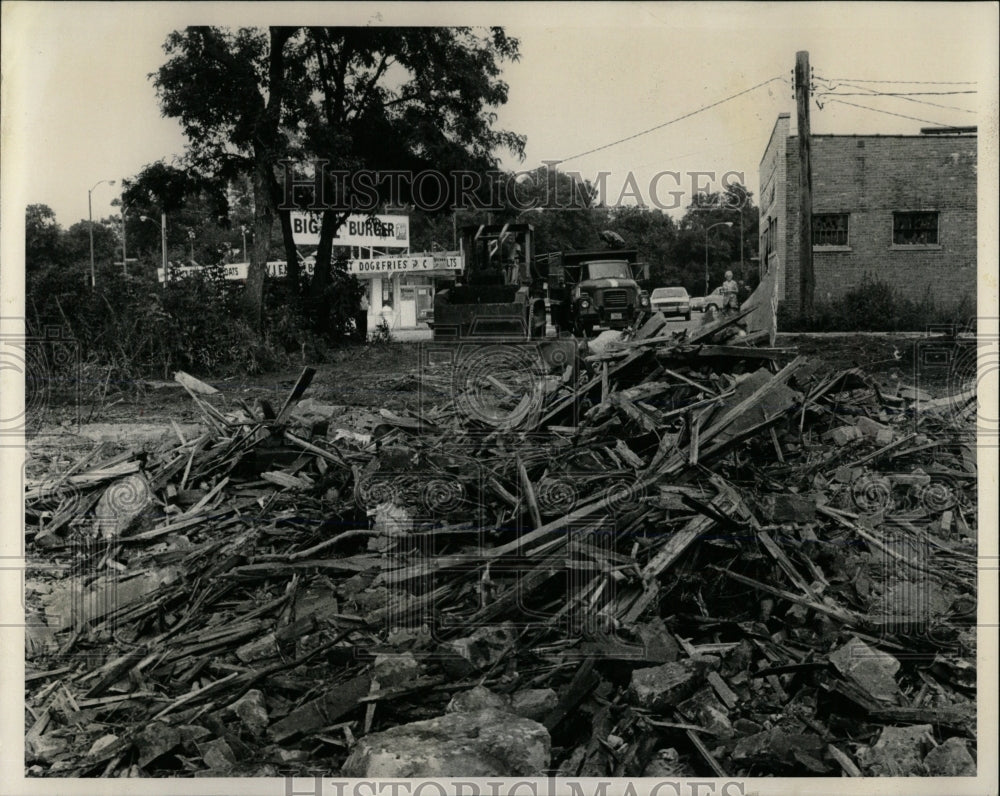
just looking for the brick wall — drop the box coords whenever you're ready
[771,131,976,313]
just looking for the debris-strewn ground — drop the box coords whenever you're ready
[25,314,978,778]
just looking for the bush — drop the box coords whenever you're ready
[27,261,285,386]
[778,275,974,332]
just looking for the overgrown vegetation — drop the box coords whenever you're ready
[778,275,974,332]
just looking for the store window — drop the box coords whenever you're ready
[812,213,849,247]
[893,211,939,245]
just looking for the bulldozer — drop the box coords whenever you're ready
[431,223,547,340]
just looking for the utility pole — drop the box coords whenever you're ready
[795,50,814,315]
[161,211,168,284]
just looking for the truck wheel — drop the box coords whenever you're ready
[685,311,692,321]
[706,302,719,313]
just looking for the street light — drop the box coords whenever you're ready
[140,213,168,284]
[88,179,115,289]
[704,221,734,296]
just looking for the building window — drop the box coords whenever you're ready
[812,213,849,246]
[893,211,939,245]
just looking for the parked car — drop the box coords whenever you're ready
[691,286,725,313]
[650,287,691,320]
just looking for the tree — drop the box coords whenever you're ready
[153,26,525,332]
[25,204,64,271]
[674,183,759,295]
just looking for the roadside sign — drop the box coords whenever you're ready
[290,213,409,248]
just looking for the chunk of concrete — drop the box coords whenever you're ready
[857,724,932,776]
[341,708,550,777]
[628,657,715,710]
[829,636,901,703]
[446,685,508,714]
[826,425,863,446]
[373,652,422,689]
[923,736,976,776]
[510,688,558,722]
[438,623,517,679]
[225,689,269,738]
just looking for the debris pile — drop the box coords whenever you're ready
[24,311,978,778]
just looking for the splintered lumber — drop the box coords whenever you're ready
[268,674,371,741]
[274,367,317,425]
[24,318,978,779]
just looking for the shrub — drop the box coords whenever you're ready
[778,275,974,332]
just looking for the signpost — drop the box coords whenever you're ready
[290,213,410,248]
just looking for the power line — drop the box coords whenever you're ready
[817,79,977,114]
[825,98,972,129]
[816,76,977,85]
[556,76,785,165]
[817,90,976,97]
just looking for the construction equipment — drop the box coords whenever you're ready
[539,248,650,337]
[432,223,547,339]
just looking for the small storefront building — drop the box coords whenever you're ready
[349,252,462,331]
[292,212,461,330]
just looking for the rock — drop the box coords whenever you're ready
[510,688,558,722]
[826,425,863,446]
[829,636,901,702]
[676,687,733,738]
[341,709,550,777]
[86,734,118,758]
[447,685,509,713]
[93,473,154,539]
[438,623,518,679]
[732,729,828,772]
[135,721,181,767]
[373,652,422,689]
[923,736,976,776]
[857,724,933,776]
[628,657,715,710]
[199,738,237,772]
[856,416,890,437]
[225,689,269,737]
[762,493,817,523]
[636,617,680,663]
[26,733,70,764]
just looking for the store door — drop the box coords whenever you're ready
[416,285,433,325]
[399,285,417,328]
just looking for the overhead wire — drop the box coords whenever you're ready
[815,76,977,85]
[555,75,786,166]
[815,80,977,114]
[824,98,972,130]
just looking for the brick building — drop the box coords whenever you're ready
[758,113,977,313]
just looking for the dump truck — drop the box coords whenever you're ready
[431,223,547,340]
[538,249,650,337]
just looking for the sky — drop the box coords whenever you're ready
[1,2,997,227]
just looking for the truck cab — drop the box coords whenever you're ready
[541,250,650,336]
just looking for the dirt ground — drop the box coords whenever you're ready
[31,333,959,435]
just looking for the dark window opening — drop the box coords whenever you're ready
[812,213,849,246]
[893,211,939,245]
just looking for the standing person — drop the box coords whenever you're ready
[356,290,370,342]
[720,270,739,315]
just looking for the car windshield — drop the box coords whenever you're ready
[585,261,632,280]
[652,288,687,299]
